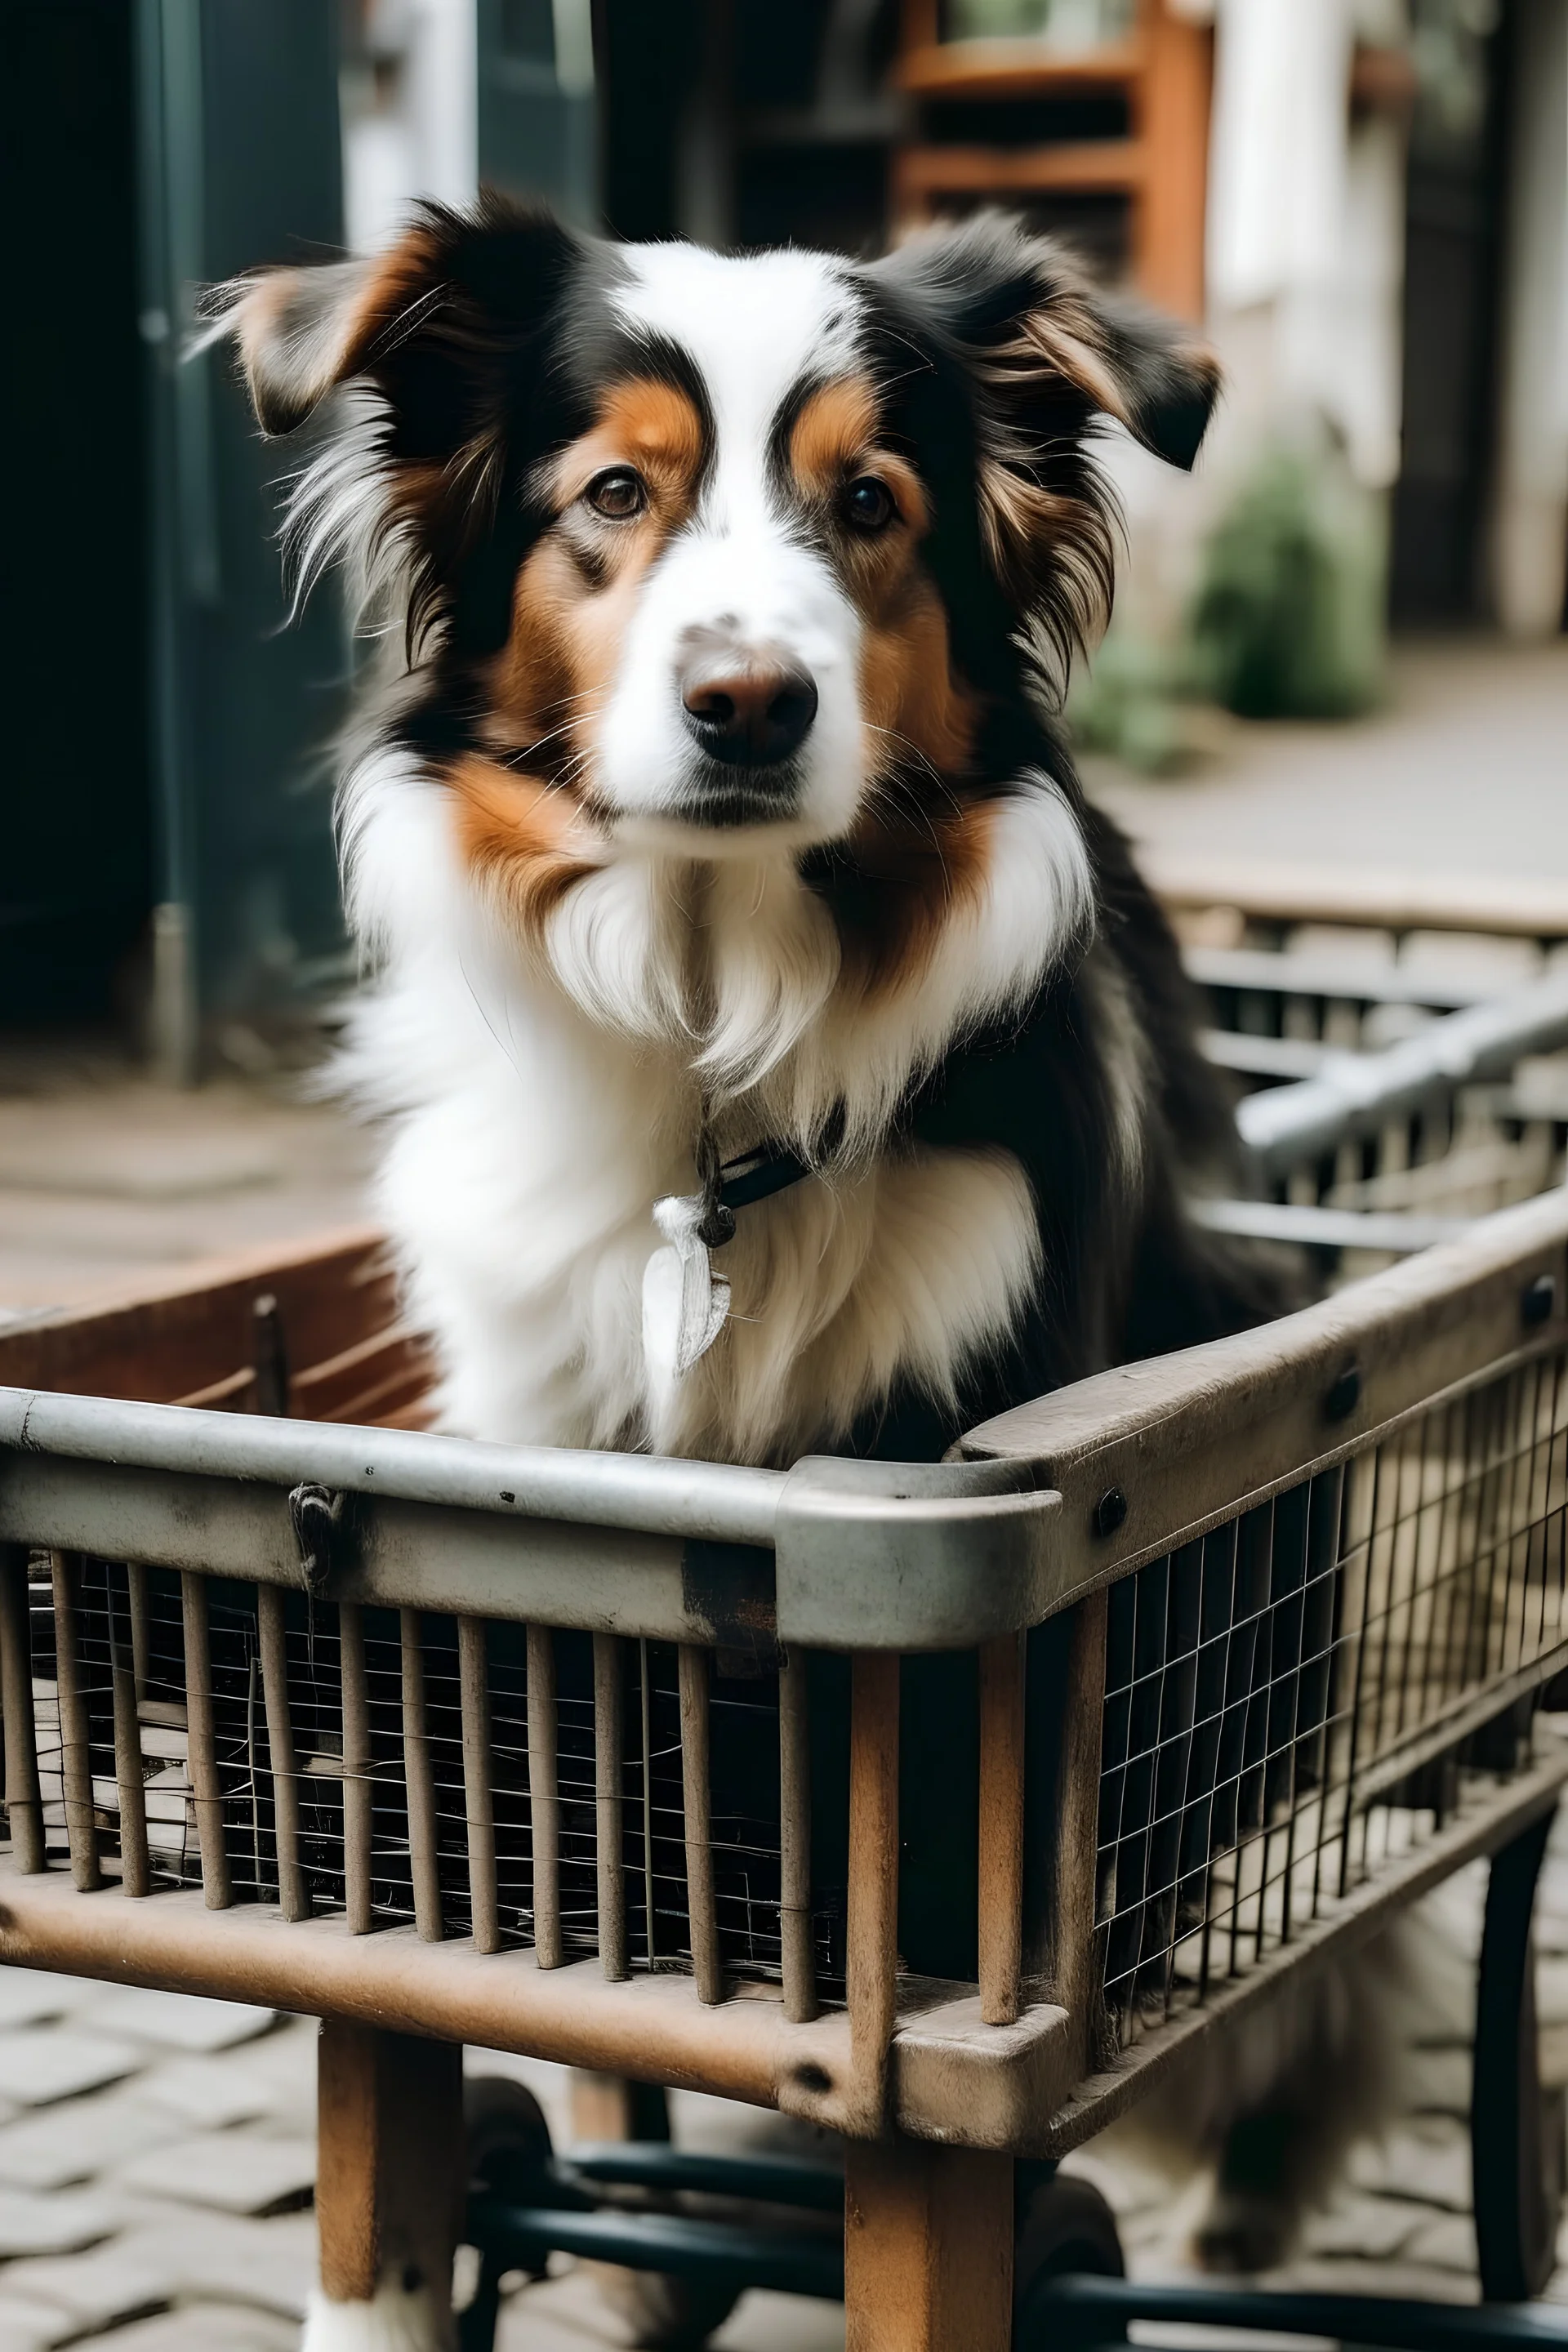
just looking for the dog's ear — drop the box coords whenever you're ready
[867,214,1220,662]
[207,194,582,449]
[871,212,1219,471]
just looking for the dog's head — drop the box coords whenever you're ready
[220,201,1216,860]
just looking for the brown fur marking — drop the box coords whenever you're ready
[447,754,598,931]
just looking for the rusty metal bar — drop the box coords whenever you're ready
[180,1570,229,1909]
[779,1647,817,2025]
[401,1608,443,1941]
[338,1600,372,1936]
[257,1584,308,1922]
[527,1625,562,1969]
[846,1650,900,2135]
[458,1615,498,1956]
[50,1552,99,1892]
[978,1631,1027,2027]
[110,1571,150,1898]
[593,1633,627,1982]
[0,1547,42,1875]
[678,1645,721,2004]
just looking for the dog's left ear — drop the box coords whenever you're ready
[867,214,1219,654]
[871,211,1220,471]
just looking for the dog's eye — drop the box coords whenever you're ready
[842,475,895,534]
[584,468,647,521]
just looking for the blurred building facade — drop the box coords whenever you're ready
[3,0,1564,1062]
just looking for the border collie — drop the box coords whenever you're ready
[216,202,1323,2345]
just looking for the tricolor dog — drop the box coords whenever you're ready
[215,203,1365,2346]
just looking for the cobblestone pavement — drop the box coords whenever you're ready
[0,1805,1562,2345]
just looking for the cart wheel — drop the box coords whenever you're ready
[1013,2168,1125,2341]
[460,2078,555,2352]
[1473,1803,1566,2302]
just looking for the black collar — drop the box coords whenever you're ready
[696,1138,812,1248]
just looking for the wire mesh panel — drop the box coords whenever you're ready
[20,1561,844,1998]
[1094,1340,1568,2054]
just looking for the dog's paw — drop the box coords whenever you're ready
[301,2274,452,2352]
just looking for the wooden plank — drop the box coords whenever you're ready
[594,1633,628,1983]
[1146,850,1568,944]
[528,1626,563,1970]
[316,2020,465,2314]
[0,1226,391,1410]
[109,1575,150,1898]
[895,140,1145,199]
[339,1600,373,1936]
[289,1325,433,1423]
[458,1615,499,1957]
[977,1631,1026,2029]
[677,1645,721,2004]
[400,1609,443,1942]
[896,34,1143,97]
[1041,1594,1108,2076]
[1134,0,1212,320]
[257,1584,309,1923]
[180,1570,230,1909]
[844,2139,1013,2352]
[779,1648,817,2025]
[50,1552,100,1893]
[846,1651,901,2136]
[2,1545,46,1876]
[962,1187,1568,1604]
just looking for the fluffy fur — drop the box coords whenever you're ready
[216,198,1280,1470]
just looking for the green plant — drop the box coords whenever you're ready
[1185,443,1386,720]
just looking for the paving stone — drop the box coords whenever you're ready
[112,2212,318,2321]
[0,2031,141,2109]
[0,1976,91,2034]
[77,1989,275,2055]
[0,2238,174,2333]
[114,2132,316,2216]
[0,2187,119,2256]
[73,2305,299,2352]
[1301,2194,1429,2261]
[0,2085,182,2189]
[0,2299,74,2352]
[1405,2210,1478,2272]
[140,2057,270,2132]
[1348,2122,1472,2212]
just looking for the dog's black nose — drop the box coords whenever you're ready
[680,661,818,767]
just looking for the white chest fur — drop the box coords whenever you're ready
[339,756,1078,1463]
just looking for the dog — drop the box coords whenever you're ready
[216,200,1353,2345]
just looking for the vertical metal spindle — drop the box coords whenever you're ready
[593,1633,628,1981]
[338,1600,372,1936]
[458,1616,498,1955]
[127,1561,151,1703]
[0,1546,43,1873]
[526,1626,562,1968]
[110,1571,150,1898]
[50,1552,99,1891]
[400,1609,443,1941]
[180,1571,231,1909]
[778,1647,817,2023]
[257,1584,309,1922]
[978,1631,1027,2028]
[678,1646,722,2003]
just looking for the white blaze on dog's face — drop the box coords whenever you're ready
[589,244,869,848]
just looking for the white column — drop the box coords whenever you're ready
[1492,0,1568,636]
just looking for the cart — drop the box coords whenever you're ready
[5,911,1568,2350]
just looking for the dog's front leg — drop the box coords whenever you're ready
[303,2020,465,2352]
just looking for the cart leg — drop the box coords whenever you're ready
[305,2020,466,2352]
[844,2139,1013,2352]
[1473,1801,1565,2302]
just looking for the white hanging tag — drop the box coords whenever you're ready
[642,1188,732,1391]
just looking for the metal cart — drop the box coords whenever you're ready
[5,922,1568,2349]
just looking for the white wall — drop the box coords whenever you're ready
[342,0,479,256]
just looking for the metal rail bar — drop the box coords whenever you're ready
[468,2196,844,2301]
[338,1599,372,1934]
[563,2143,844,2212]
[51,1552,100,1893]
[1238,965,1568,1176]
[181,1570,230,1910]
[1196,1198,1475,1255]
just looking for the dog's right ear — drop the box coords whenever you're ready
[207,195,583,450]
